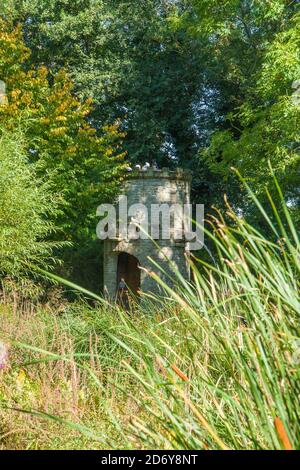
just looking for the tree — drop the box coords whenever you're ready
[204,10,300,199]
[182,0,300,222]
[0,17,125,243]
[4,0,205,167]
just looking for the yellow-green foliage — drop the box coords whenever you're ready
[0,18,126,241]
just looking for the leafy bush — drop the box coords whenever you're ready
[0,130,60,277]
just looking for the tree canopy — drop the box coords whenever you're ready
[0,16,125,243]
[186,0,300,216]
[3,0,206,167]
[4,0,298,221]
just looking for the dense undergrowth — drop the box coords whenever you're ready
[0,180,299,450]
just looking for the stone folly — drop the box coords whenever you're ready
[103,167,192,300]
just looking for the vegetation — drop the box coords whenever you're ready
[0,131,60,277]
[0,17,126,240]
[0,0,299,451]
[0,15,125,286]
[189,0,300,216]
[3,0,299,219]
[1,182,299,449]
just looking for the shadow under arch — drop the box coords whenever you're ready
[117,252,141,306]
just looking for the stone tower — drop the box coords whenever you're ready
[103,167,192,299]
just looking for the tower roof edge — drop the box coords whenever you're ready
[127,167,192,181]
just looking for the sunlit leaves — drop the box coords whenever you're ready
[0,18,126,243]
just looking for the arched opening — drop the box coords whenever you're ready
[117,252,141,300]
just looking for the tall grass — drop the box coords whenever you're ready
[0,295,141,449]
[0,176,299,450]
[109,176,299,450]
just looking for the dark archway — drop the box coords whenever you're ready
[117,252,141,297]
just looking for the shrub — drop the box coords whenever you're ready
[0,130,60,277]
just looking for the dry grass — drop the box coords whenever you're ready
[0,292,142,450]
